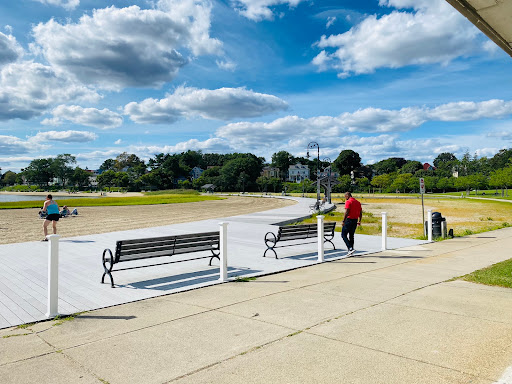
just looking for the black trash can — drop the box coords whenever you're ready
[432,212,446,238]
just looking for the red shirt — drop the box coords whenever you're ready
[345,197,362,219]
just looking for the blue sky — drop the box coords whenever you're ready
[1,0,512,173]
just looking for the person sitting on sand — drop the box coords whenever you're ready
[42,194,59,241]
[60,205,70,217]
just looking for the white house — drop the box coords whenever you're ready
[288,163,310,182]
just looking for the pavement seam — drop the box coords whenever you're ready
[303,331,491,382]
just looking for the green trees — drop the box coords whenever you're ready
[70,168,91,189]
[271,151,295,180]
[1,171,17,186]
[489,167,512,196]
[400,161,423,174]
[23,158,54,186]
[332,150,362,176]
[390,173,412,193]
[371,174,393,192]
[372,158,406,176]
[51,154,76,187]
[219,155,263,192]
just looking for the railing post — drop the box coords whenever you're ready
[219,223,228,282]
[381,212,387,251]
[317,215,324,262]
[46,234,60,318]
[427,209,433,242]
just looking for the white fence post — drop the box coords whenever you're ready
[381,212,387,251]
[46,234,60,318]
[317,215,324,262]
[219,223,228,282]
[427,209,433,242]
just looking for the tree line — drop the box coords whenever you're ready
[1,148,512,195]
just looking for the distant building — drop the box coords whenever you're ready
[190,166,204,180]
[423,163,436,171]
[261,166,280,179]
[86,169,100,187]
[288,163,310,182]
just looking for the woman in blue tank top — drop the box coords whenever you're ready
[42,194,59,241]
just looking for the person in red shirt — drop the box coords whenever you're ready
[342,192,362,256]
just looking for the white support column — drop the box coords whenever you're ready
[317,215,325,262]
[219,223,228,282]
[381,212,387,251]
[427,209,433,242]
[46,234,60,318]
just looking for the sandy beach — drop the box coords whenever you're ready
[0,196,294,244]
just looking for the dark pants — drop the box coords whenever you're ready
[342,218,358,250]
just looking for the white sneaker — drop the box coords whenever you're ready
[347,248,355,256]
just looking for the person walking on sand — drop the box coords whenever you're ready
[342,192,362,256]
[42,194,59,241]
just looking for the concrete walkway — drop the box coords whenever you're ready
[2,226,512,383]
[0,196,423,329]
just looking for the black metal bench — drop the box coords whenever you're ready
[263,222,336,259]
[101,231,220,287]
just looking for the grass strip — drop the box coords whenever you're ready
[0,194,222,209]
[143,189,200,195]
[456,258,512,288]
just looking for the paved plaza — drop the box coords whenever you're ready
[1,219,512,383]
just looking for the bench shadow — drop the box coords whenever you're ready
[286,249,348,261]
[61,239,96,243]
[121,267,261,291]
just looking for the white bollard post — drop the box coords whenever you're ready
[46,234,60,318]
[381,212,387,251]
[219,223,228,282]
[317,215,325,262]
[427,209,433,242]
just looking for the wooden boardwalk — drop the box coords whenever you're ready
[0,197,425,328]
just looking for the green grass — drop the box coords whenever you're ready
[441,189,511,200]
[143,189,200,195]
[0,194,222,209]
[234,276,258,282]
[457,258,512,288]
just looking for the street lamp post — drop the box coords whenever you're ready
[307,142,320,203]
[323,157,331,204]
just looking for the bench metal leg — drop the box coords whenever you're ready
[263,247,278,259]
[101,249,115,288]
[263,232,278,259]
[209,249,220,266]
[324,238,336,249]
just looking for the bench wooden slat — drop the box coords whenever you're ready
[120,236,218,254]
[119,232,219,245]
[264,221,337,259]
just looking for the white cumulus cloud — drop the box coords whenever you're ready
[0,32,23,67]
[124,86,289,124]
[31,130,98,143]
[0,135,44,155]
[313,0,480,77]
[232,0,306,21]
[214,99,512,153]
[32,0,79,10]
[42,105,123,129]
[31,1,222,90]
[0,61,100,121]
